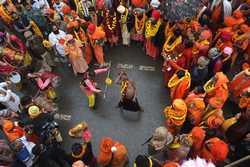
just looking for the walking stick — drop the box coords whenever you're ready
[103,61,112,99]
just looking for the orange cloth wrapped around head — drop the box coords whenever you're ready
[206,72,229,109]
[98,137,114,166]
[164,99,187,126]
[62,5,71,15]
[163,162,180,167]
[191,127,206,155]
[111,142,128,167]
[206,114,224,129]
[200,137,229,163]
[185,96,205,125]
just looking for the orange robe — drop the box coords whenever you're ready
[170,78,190,100]
[168,71,191,101]
[88,27,106,65]
[207,85,228,109]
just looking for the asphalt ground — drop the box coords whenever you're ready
[55,44,170,165]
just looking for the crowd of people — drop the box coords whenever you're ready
[0,0,250,166]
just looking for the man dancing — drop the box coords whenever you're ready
[115,70,143,112]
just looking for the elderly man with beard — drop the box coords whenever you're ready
[48,24,67,62]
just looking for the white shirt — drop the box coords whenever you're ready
[49,30,67,56]
[0,82,20,113]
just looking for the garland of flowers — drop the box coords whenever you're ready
[121,80,129,97]
[106,12,117,31]
[145,19,161,39]
[135,13,146,33]
[163,33,182,53]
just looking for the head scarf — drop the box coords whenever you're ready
[98,137,113,166]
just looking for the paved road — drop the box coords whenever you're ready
[56,44,169,165]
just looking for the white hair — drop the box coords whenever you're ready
[181,157,215,167]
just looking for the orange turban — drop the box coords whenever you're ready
[214,72,229,88]
[62,5,71,15]
[163,162,179,167]
[200,30,212,40]
[209,138,229,161]
[173,99,187,112]
[111,143,128,166]
[98,137,114,166]
[206,115,224,129]
[166,99,187,126]
[191,126,206,141]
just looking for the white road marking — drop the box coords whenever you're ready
[54,113,72,121]
[116,63,156,71]
[138,65,156,71]
[117,63,134,69]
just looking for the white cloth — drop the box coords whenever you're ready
[53,2,66,16]
[210,0,232,17]
[49,30,67,56]
[223,0,232,17]
[0,82,20,113]
[32,0,50,12]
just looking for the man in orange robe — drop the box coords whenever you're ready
[87,23,106,66]
[168,70,191,101]
[200,137,229,164]
[98,137,128,167]
[204,72,229,110]
[185,88,206,127]
[163,99,187,135]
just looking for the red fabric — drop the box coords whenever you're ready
[152,10,161,20]
[182,48,193,69]
[87,23,96,34]
[211,4,222,23]
[96,0,104,9]
[9,35,26,53]
[145,39,159,59]
[213,59,223,74]
[220,31,232,41]
[131,0,147,8]
[0,64,15,74]
[229,72,250,98]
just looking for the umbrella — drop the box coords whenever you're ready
[161,0,205,21]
